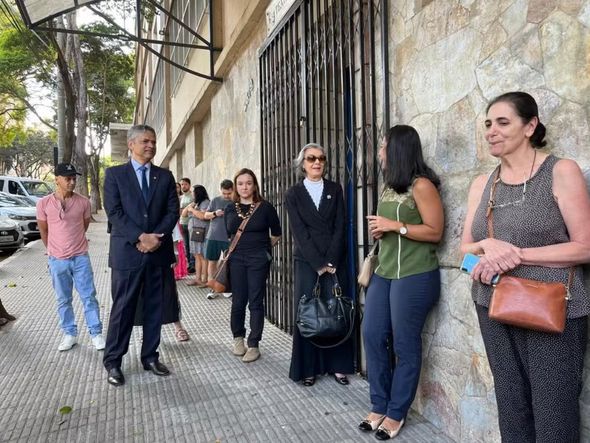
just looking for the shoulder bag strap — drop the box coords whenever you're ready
[225,203,261,259]
[485,166,574,291]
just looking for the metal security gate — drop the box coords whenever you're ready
[260,0,390,352]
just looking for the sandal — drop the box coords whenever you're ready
[175,328,190,342]
[302,377,315,386]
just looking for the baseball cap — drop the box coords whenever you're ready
[55,163,81,177]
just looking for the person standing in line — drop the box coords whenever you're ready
[185,185,210,287]
[179,177,195,274]
[36,163,105,352]
[285,143,354,387]
[203,179,234,299]
[360,125,443,440]
[173,183,189,281]
[225,168,281,363]
[103,124,179,387]
[460,91,590,442]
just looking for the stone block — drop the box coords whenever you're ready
[510,23,543,71]
[476,46,545,101]
[546,100,590,162]
[527,0,559,23]
[434,97,477,174]
[579,1,590,27]
[500,0,528,37]
[540,10,590,104]
[410,28,481,113]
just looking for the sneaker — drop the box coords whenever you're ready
[206,292,218,300]
[91,334,106,350]
[242,347,260,363]
[58,335,78,351]
[232,337,247,356]
[222,292,232,298]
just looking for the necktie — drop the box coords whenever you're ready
[140,166,149,202]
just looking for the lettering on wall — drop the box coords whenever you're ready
[244,78,255,113]
[266,0,298,36]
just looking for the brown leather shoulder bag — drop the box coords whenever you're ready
[486,167,572,334]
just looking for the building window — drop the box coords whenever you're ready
[146,60,165,132]
[170,0,208,92]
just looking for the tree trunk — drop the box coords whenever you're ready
[88,153,102,213]
[51,17,76,163]
[68,14,89,197]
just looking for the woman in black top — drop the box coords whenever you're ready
[225,168,281,363]
[285,143,354,386]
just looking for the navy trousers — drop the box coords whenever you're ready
[103,264,167,369]
[229,249,271,348]
[362,269,440,420]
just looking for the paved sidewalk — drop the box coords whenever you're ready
[0,215,454,443]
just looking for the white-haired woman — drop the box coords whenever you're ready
[285,143,354,386]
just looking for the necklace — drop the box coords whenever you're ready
[488,150,537,211]
[235,202,257,219]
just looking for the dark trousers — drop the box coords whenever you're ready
[363,270,440,420]
[476,305,588,443]
[229,249,271,347]
[103,264,166,369]
[180,223,194,269]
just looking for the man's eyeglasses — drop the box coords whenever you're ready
[304,155,327,163]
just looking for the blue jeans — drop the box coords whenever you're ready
[48,254,102,337]
[362,269,440,420]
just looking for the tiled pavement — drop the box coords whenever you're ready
[0,214,454,443]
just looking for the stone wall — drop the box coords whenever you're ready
[387,1,590,441]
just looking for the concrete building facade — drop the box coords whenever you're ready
[133,1,590,441]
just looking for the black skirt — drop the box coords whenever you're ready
[288,259,355,381]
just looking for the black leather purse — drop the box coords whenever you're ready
[296,274,355,348]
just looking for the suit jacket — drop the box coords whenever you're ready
[284,179,346,271]
[104,161,179,270]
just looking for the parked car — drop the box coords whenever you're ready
[0,176,53,202]
[0,192,39,239]
[0,216,24,251]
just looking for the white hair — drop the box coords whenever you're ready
[294,143,326,178]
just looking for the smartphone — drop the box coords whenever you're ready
[460,253,500,284]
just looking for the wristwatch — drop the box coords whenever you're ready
[399,223,408,236]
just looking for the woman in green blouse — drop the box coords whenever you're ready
[358,125,444,440]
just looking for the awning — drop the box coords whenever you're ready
[15,0,222,81]
[16,0,101,27]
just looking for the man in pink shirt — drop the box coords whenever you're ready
[36,163,104,351]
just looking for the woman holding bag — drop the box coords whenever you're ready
[360,125,443,440]
[285,143,354,387]
[185,185,210,287]
[225,168,281,363]
[460,91,590,442]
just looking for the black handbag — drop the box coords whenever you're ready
[296,274,355,348]
[190,226,206,242]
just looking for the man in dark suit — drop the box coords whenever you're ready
[103,124,179,386]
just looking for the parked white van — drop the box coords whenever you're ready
[0,176,53,202]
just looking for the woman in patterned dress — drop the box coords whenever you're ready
[460,91,590,442]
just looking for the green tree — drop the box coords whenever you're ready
[0,129,55,178]
[81,22,135,212]
[0,12,55,143]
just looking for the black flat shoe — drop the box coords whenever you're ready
[302,377,315,386]
[334,374,349,385]
[143,361,171,376]
[375,419,405,440]
[107,367,125,387]
[358,414,385,432]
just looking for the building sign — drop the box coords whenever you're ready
[266,0,298,36]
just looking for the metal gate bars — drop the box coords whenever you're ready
[259,0,390,345]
